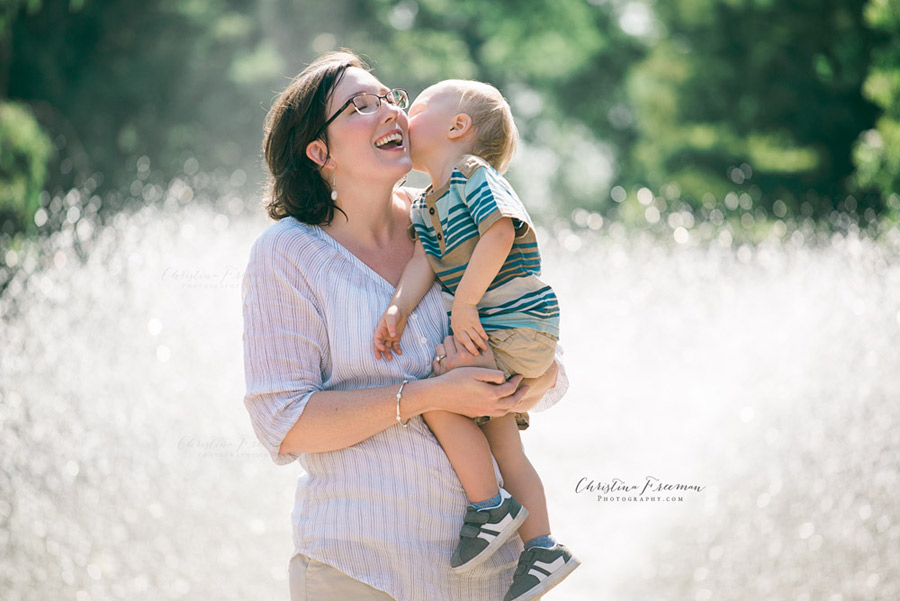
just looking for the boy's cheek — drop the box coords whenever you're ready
[407,136,423,160]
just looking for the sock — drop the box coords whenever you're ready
[470,492,502,510]
[524,535,557,550]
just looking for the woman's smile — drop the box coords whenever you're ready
[374,128,405,151]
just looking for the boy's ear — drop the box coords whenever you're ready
[448,113,473,140]
[306,139,333,168]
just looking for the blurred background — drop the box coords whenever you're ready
[2,0,899,600]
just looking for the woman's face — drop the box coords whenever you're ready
[322,67,412,185]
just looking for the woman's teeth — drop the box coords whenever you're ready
[375,132,403,149]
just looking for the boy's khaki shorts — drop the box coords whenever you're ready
[473,328,558,431]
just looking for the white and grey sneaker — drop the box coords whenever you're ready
[450,489,529,573]
[504,543,581,601]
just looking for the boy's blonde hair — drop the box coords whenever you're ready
[436,80,518,174]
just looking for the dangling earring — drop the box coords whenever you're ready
[330,173,338,201]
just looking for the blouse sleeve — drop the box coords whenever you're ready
[530,344,569,412]
[242,225,328,465]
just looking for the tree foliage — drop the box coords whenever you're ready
[7,0,269,199]
[1,0,898,237]
[0,100,52,232]
[628,0,882,217]
[853,0,900,210]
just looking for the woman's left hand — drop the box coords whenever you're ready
[432,335,497,376]
[432,335,559,414]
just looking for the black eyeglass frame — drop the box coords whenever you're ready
[315,88,409,140]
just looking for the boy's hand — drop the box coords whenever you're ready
[450,301,488,356]
[373,305,408,361]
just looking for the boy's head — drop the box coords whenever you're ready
[408,79,518,175]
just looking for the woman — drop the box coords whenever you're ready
[242,51,567,601]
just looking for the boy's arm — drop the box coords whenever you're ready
[373,241,435,360]
[392,240,436,313]
[452,217,516,354]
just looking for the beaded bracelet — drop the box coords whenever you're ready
[395,379,411,428]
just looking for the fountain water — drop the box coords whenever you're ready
[2,191,898,600]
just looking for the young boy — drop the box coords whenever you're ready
[372,80,580,601]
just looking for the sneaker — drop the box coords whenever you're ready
[503,543,581,601]
[450,489,529,573]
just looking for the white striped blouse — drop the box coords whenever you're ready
[242,216,568,601]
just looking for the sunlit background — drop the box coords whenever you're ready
[2,1,900,600]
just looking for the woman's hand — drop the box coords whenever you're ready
[429,367,527,419]
[431,334,559,415]
[426,335,526,418]
[431,335,497,375]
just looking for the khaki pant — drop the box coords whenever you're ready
[473,328,558,430]
[489,328,558,379]
[289,554,395,601]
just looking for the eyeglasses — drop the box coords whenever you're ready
[316,89,410,138]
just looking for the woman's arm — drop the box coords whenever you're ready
[278,368,527,454]
[243,229,530,458]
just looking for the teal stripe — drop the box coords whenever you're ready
[481,298,559,315]
[470,196,497,224]
[489,271,527,290]
[435,264,468,279]
[481,299,560,316]
[445,214,478,236]
[483,287,558,311]
[414,159,557,336]
[482,300,559,316]
[483,306,560,319]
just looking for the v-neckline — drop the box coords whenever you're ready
[313,225,398,291]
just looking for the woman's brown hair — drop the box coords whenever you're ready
[263,51,367,224]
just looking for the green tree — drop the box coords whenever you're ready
[268,0,644,216]
[7,0,892,235]
[7,0,279,200]
[2,1,50,235]
[853,0,900,214]
[3,0,644,227]
[0,101,52,232]
[627,0,881,217]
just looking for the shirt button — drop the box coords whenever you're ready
[420,337,427,344]
[429,207,435,215]
[411,313,418,320]
[436,233,443,241]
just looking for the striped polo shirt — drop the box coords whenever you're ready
[410,155,560,337]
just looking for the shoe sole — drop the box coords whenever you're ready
[450,506,530,574]
[505,554,582,601]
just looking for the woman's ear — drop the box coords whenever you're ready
[306,139,332,168]
[448,113,473,140]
